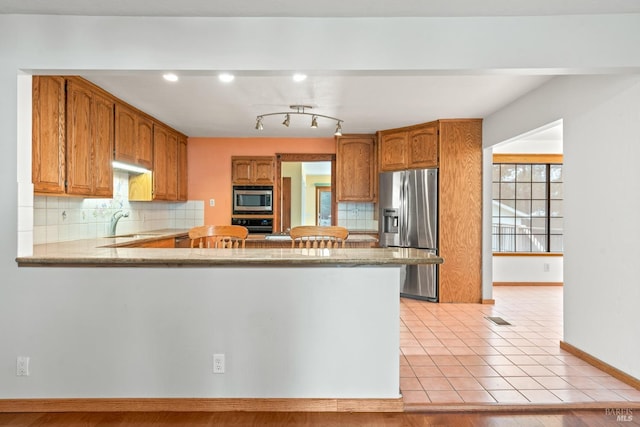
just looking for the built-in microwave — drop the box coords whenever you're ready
[232,186,273,214]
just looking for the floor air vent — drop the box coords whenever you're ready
[486,316,512,326]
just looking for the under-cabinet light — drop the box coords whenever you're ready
[112,161,150,174]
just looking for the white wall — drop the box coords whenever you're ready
[2,13,640,399]
[492,256,563,283]
[484,75,640,380]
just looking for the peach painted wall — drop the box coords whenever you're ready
[187,137,336,225]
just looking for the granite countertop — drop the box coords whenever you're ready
[17,229,440,268]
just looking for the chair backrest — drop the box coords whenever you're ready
[188,225,248,249]
[290,226,349,249]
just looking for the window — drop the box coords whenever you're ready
[492,156,563,253]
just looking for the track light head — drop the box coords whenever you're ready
[310,115,318,129]
[282,114,290,127]
[334,121,343,136]
[255,116,264,130]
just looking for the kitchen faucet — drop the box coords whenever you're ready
[109,210,129,236]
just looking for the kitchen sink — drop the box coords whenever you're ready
[265,234,291,241]
[113,233,165,239]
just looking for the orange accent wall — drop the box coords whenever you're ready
[187,137,336,226]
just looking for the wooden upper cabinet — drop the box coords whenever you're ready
[166,130,179,200]
[91,91,115,197]
[136,116,154,170]
[232,156,275,185]
[65,78,114,197]
[152,125,180,201]
[115,102,154,170]
[177,135,188,201]
[408,123,438,168]
[253,158,275,184]
[378,130,408,172]
[336,134,377,202]
[152,125,169,200]
[114,104,137,164]
[379,122,439,171]
[32,76,66,194]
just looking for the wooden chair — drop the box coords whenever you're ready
[188,225,248,249]
[289,226,349,249]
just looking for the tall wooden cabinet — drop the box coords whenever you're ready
[336,134,377,202]
[377,119,482,303]
[437,119,482,303]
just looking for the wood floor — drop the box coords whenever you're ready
[0,410,638,426]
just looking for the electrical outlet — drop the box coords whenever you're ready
[209,199,215,207]
[213,354,225,374]
[16,356,30,376]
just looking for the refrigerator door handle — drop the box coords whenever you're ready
[402,171,409,246]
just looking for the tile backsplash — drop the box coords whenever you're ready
[33,171,204,244]
[337,202,378,231]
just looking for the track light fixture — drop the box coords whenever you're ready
[255,105,343,135]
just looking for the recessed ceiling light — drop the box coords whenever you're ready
[219,73,235,83]
[163,73,178,82]
[293,73,307,82]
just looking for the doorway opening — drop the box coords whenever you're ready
[274,153,336,233]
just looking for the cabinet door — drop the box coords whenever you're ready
[114,103,137,165]
[153,125,168,200]
[379,131,407,171]
[231,158,254,184]
[408,123,439,168]
[177,135,188,201]
[166,130,179,200]
[32,76,66,194]
[137,115,154,170]
[66,80,94,196]
[253,158,275,184]
[92,92,114,197]
[336,135,376,201]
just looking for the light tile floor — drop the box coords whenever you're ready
[400,286,640,406]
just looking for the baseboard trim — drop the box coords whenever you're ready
[560,341,640,390]
[482,299,495,305]
[0,397,403,413]
[493,282,563,286]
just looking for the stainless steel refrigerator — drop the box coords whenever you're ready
[378,169,438,301]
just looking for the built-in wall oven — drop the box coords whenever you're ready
[231,217,273,234]
[232,186,273,215]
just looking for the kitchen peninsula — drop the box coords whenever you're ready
[16,232,442,411]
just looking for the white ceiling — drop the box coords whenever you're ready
[2,0,640,17]
[5,1,635,140]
